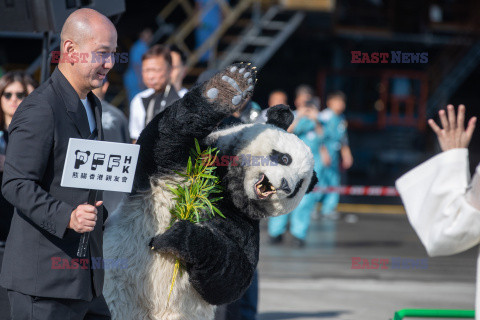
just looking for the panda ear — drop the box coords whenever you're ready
[306,170,318,194]
[266,104,294,131]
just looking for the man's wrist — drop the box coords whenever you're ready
[67,209,75,229]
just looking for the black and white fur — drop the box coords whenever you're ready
[103,63,316,320]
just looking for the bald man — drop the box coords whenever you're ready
[1,8,116,319]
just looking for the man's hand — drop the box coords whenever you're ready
[68,201,103,233]
[305,107,319,121]
[428,104,476,152]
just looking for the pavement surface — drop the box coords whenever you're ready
[257,211,476,320]
[0,209,476,319]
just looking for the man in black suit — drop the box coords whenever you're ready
[1,8,117,319]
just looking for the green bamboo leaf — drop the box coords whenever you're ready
[194,138,201,154]
[212,206,225,218]
[202,198,214,213]
[187,158,193,175]
[173,172,188,179]
[209,197,223,203]
[192,207,199,223]
[199,174,217,179]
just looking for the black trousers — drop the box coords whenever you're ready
[7,290,111,320]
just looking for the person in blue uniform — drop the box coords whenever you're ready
[268,85,322,247]
[123,28,152,102]
[195,0,225,63]
[317,91,353,219]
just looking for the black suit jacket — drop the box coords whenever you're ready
[141,84,180,120]
[0,67,107,301]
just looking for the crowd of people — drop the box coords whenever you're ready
[266,86,353,248]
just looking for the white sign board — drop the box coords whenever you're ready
[61,138,140,193]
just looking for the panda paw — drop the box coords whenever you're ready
[204,62,257,111]
[148,221,194,263]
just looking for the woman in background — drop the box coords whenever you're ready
[0,71,36,246]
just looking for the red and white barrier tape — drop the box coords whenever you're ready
[313,186,399,196]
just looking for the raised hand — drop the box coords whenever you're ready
[428,104,477,152]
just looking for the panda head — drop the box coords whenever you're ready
[205,105,317,220]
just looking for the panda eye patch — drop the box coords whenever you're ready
[270,150,292,166]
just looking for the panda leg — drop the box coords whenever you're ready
[148,220,255,305]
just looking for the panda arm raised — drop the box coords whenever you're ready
[156,63,256,157]
[149,219,256,305]
[133,63,256,189]
[158,63,255,138]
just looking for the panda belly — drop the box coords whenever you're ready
[103,176,215,320]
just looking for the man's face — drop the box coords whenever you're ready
[142,56,171,92]
[268,92,287,107]
[170,51,185,88]
[74,27,117,91]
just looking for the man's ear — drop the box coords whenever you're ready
[306,170,318,194]
[266,104,294,131]
[60,39,76,64]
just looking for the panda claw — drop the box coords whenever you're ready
[204,62,256,109]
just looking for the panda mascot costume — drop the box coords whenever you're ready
[103,63,317,320]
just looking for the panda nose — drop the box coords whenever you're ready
[279,178,291,194]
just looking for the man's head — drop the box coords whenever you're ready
[169,45,186,92]
[139,28,153,45]
[326,91,346,115]
[58,8,117,99]
[141,45,172,93]
[294,85,313,111]
[268,90,288,108]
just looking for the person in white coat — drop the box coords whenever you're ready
[396,104,478,312]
